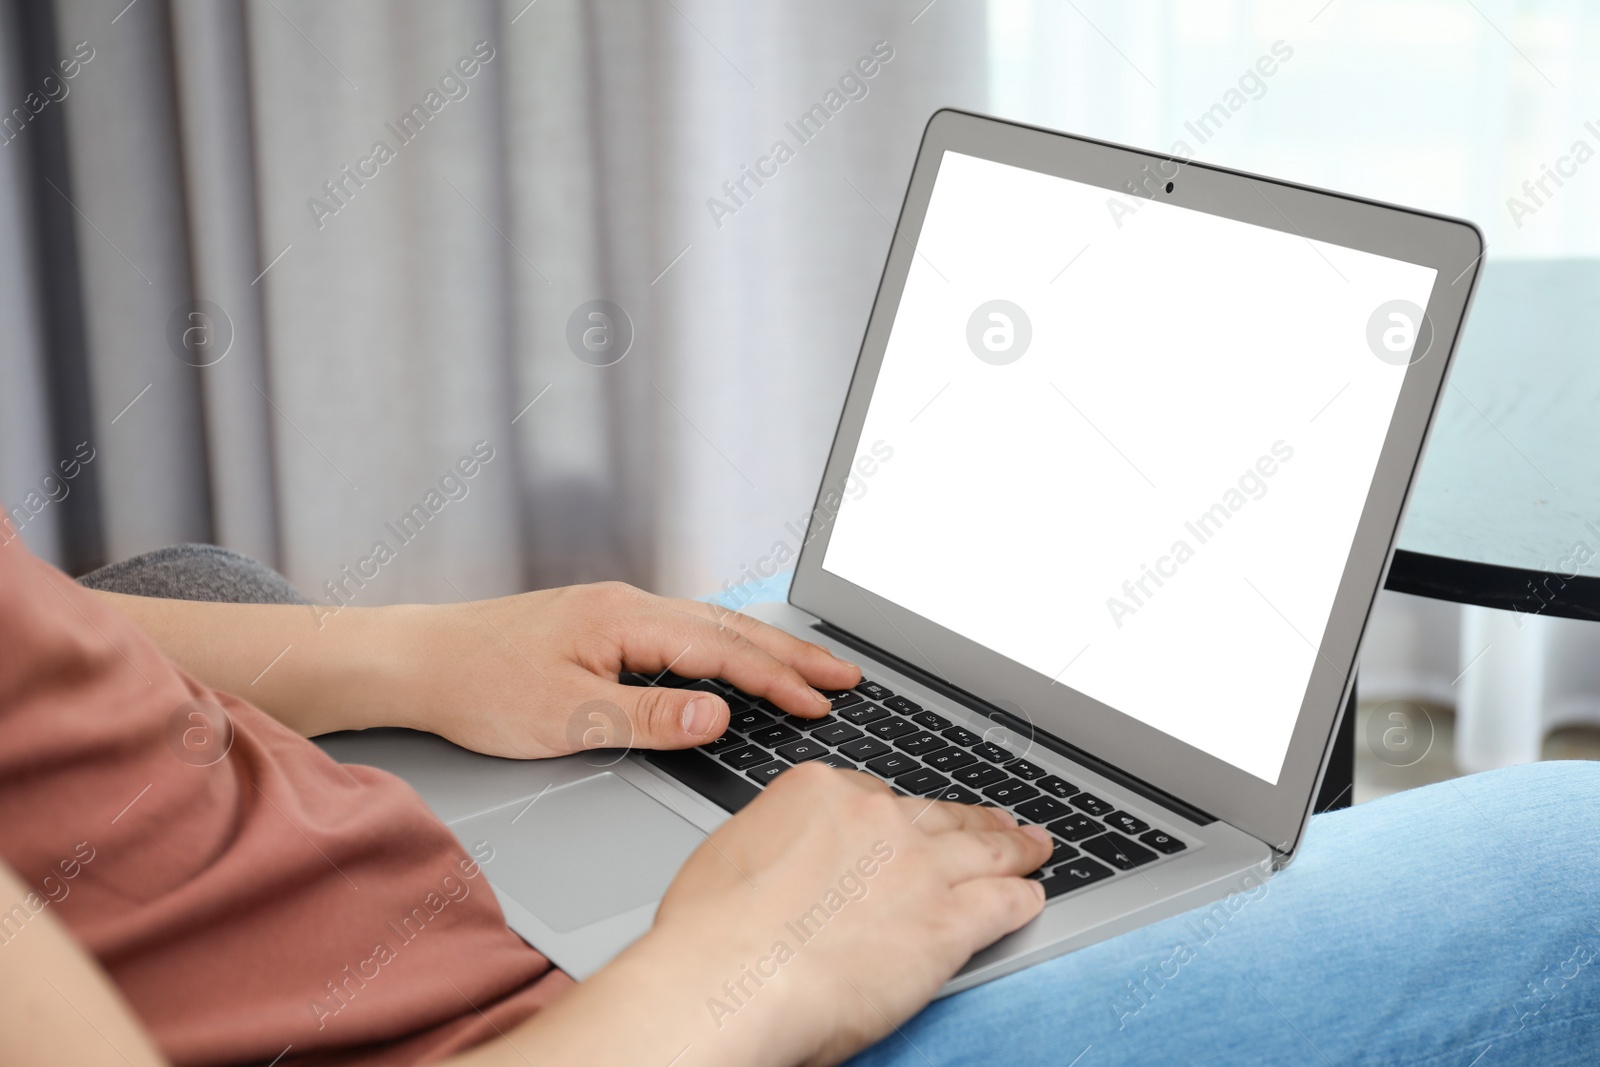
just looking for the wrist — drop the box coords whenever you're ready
[586,931,768,1067]
[360,603,444,733]
[600,923,815,1067]
[295,602,436,735]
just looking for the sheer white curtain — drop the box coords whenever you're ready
[0,0,987,605]
[987,0,1600,766]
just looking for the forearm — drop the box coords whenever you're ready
[89,580,860,760]
[87,590,421,737]
[0,859,169,1067]
[0,881,767,1067]
[446,930,780,1067]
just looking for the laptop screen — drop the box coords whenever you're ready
[821,150,1438,785]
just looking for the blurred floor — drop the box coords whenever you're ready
[1353,699,1600,804]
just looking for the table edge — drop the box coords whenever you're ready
[1385,549,1600,622]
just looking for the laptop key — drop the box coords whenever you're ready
[812,721,864,746]
[1081,832,1159,871]
[1070,792,1115,817]
[895,731,949,757]
[923,748,979,773]
[972,742,1013,763]
[816,753,857,771]
[893,768,950,795]
[1014,796,1070,823]
[864,752,921,778]
[1036,775,1078,799]
[911,709,952,730]
[981,779,1040,805]
[704,733,747,754]
[682,675,725,692]
[720,745,775,771]
[1140,829,1187,854]
[838,736,892,762]
[1105,811,1150,836]
[654,672,696,688]
[941,726,982,747]
[1047,838,1081,867]
[779,713,836,732]
[748,723,801,748]
[775,739,830,764]
[822,690,864,712]
[951,764,1008,788]
[932,785,982,805]
[1005,759,1046,781]
[840,702,892,725]
[643,749,760,814]
[728,708,773,733]
[746,760,790,785]
[883,696,922,715]
[1046,813,1102,842]
[867,717,919,742]
[1040,857,1114,898]
[855,680,894,702]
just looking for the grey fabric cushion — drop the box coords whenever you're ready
[77,544,310,606]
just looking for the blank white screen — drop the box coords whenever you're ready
[823,151,1437,783]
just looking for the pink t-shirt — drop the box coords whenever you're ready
[0,535,573,1065]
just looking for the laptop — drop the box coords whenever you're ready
[317,109,1483,995]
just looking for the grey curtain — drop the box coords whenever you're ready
[0,0,985,602]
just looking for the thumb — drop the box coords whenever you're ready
[608,680,729,750]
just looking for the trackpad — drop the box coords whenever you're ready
[450,773,705,933]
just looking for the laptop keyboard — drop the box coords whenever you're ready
[622,673,1189,900]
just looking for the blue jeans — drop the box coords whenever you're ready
[847,758,1600,1066]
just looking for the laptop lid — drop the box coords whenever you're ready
[790,109,1483,856]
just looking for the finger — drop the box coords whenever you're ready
[948,875,1047,956]
[895,795,1017,834]
[933,825,1054,884]
[761,764,892,807]
[830,766,895,794]
[623,609,835,718]
[676,599,862,690]
[576,670,730,750]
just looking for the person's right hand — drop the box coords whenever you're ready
[639,763,1053,1066]
[446,763,1052,1067]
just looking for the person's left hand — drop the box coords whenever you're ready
[386,581,860,759]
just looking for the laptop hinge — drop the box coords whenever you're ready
[812,620,1218,827]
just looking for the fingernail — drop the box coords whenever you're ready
[1021,825,1051,847]
[1030,879,1046,899]
[682,697,716,737]
[814,690,832,708]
